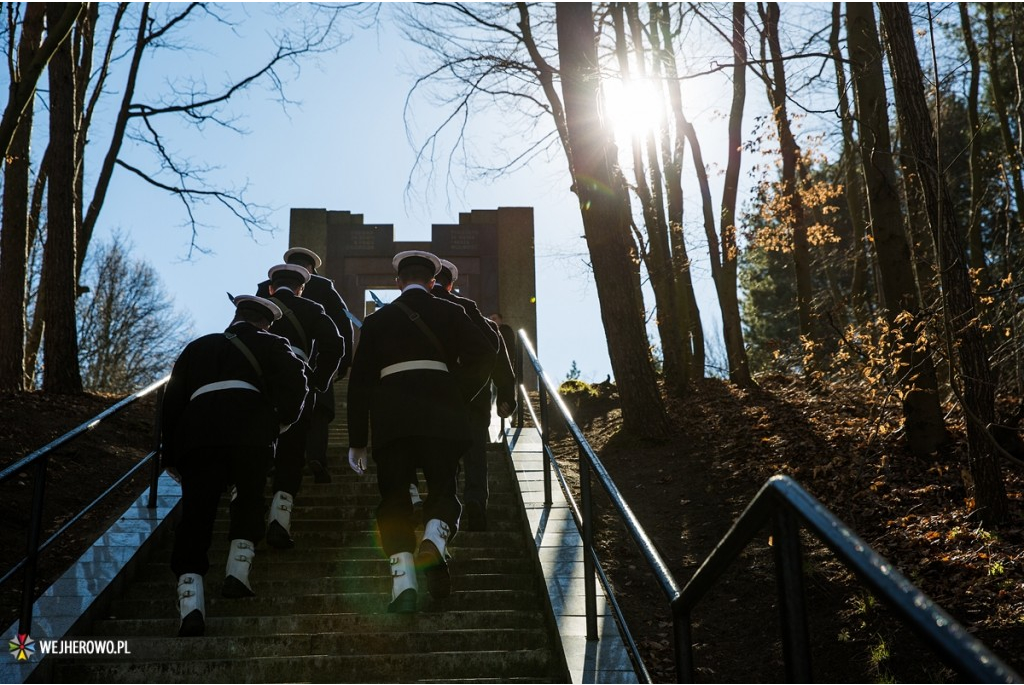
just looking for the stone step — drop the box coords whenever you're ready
[209,512,521,532]
[48,628,551,662]
[268,492,523,508]
[135,556,537,581]
[41,418,568,684]
[123,571,539,600]
[144,544,528,564]
[106,589,544,619]
[46,648,559,683]
[90,609,546,638]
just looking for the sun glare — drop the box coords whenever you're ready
[602,79,664,143]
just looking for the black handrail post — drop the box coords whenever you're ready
[674,601,695,683]
[147,385,165,509]
[580,444,598,640]
[19,457,49,636]
[772,506,811,683]
[540,379,552,508]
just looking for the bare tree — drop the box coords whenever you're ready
[0,3,82,159]
[755,2,815,346]
[556,2,669,438]
[77,234,191,393]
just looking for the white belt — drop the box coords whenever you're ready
[380,360,449,379]
[290,345,309,362]
[190,380,260,401]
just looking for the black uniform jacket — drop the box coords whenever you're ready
[431,285,517,419]
[266,288,344,394]
[258,273,354,378]
[346,287,495,450]
[161,321,308,467]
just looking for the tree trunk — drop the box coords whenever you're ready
[846,3,946,457]
[959,2,988,282]
[0,4,46,392]
[0,3,82,160]
[661,2,751,386]
[73,4,98,276]
[615,3,688,393]
[880,2,1007,522]
[555,2,669,439]
[42,1,83,394]
[762,2,814,343]
[81,3,145,275]
[830,2,871,313]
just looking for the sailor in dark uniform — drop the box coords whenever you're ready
[258,247,354,482]
[347,250,494,613]
[262,263,345,549]
[162,295,308,637]
[431,259,517,531]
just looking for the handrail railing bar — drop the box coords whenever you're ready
[0,451,157,590]
[680,476,1017,683]
[514,330,1017,683]
[0,376,168,485]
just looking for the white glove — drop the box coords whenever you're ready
[348,447,368,475]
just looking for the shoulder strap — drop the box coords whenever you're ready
[224,332,266,390]
[392,300,447,359]
[270,296,310,355]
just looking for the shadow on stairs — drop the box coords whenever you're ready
[30,435,571,682]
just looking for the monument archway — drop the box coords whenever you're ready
[289,206,537,354]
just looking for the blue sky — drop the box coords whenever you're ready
[78,4,744,383]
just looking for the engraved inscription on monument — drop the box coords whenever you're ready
[449,227,479,253]
[345,228,377,253]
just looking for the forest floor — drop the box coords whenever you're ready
[549,376,1024,683]
[0,391,157,632]
[2,379,1024,683]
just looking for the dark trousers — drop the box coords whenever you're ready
[171,444,272,577]
[375,436,463,556]
[273,409,313,496]
[306,386,335,465]
[461,420,491,506]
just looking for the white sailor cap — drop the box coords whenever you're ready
[392,250,442,276]
[268,263,311,284]
[283,246,322,270]
[233,295,282,322]
[438,259,459,283]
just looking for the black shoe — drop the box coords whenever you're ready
[178,609,205,637]
[266,520,295,549]
[222,575,256,599]
[463,500,488,532]
[310,460,332,484]
[387,587,418,614]
[416,540,451,599]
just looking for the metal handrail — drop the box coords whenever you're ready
[511,329,1020,683]
[0,375,168,637]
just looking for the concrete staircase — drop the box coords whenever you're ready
[37,386,569,683]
